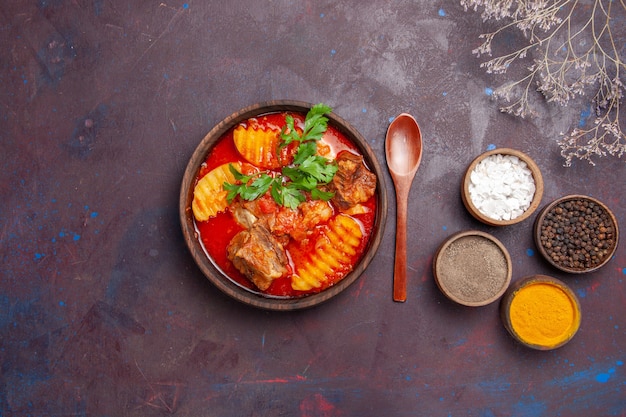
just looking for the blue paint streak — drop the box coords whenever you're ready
[526,248,534,256]
[549,361,623,389]
[452,338,467,347]
[486,144,496,151]
[577,288,587,298]
[622,267,626,275]
[478,377,511,393]
[512,396,546,417]
[90,212,98,218]
[94,0,104,16]
[552,369,594,385]
[485,87,494,96]
[183,3,189,9]
[579,105,591,127]
[438,8,446,16]
[0,295,10,329]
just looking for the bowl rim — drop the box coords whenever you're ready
[179,100,388,310]
[433,230,512,307]
[500,274,581,350]
[461,148,544,226]
[533,194,619,274]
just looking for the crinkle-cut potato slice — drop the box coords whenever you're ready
[291,214,364,291]
[192,162,242,221]
[233,124,282,169]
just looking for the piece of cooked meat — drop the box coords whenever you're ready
[227,224,288,291]
[286,200,334,243]
[300,200,333,228]
[330,151,377,210]
[231,202,258,229]
[267,207,298,239]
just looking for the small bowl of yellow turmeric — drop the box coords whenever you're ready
[500,275,581,350]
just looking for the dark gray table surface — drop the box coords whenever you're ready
[1,1,624,416]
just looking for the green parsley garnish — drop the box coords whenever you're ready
[224,103,337,210]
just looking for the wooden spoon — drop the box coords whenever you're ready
[385,113,423,302]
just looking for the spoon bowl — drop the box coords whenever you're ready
[386,116,423,176]
[385,113,423,302]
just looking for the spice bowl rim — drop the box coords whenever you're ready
[433,230,512,307]
[461,148,544,226]
[179,100,388,311]
[500,274,581,351]
[533,194,619,274]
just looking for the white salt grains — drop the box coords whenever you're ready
[468,154,536,221]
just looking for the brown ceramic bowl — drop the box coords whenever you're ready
[179,100,387,310]
[462,148,544,226]
[501,275,581,350]
[534,195,619,274]
[433,230,512,307]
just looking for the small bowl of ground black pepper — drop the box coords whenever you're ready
[433,230,512,307]
[534,195,619,274]
[462,148,544,226]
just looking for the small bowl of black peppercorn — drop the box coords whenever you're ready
[534,195,619,274]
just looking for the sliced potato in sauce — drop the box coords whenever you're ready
[233,125,282,169]
[291,214,363,291]
[192,162,242,221]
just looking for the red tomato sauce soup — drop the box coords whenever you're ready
[193,111,377,298]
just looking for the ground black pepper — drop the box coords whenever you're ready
[436,235,510,304]
[539,198,616,271]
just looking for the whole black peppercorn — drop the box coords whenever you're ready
[537,197,618,272]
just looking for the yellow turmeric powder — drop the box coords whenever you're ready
[509,282,581,348]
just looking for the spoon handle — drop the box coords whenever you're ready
[393,189,409,302]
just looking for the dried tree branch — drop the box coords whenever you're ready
[462,0,625,165]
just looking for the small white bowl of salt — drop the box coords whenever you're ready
[462,148,544,226]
